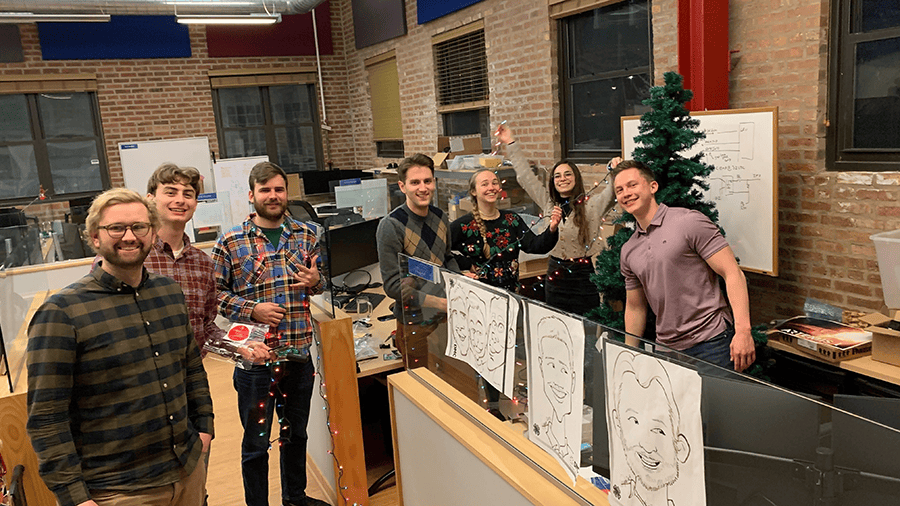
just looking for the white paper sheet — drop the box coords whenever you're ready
[525,301,585,483]
[443,272,518,397]
[604,340,706,506]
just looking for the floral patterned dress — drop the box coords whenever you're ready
[450,211,558,292]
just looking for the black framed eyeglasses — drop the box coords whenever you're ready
[98,222,152,239]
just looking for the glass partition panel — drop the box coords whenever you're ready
[397,254,900,505]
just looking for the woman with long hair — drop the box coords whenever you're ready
[451,169,562,291]
[496,124,619,315]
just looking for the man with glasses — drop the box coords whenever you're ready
[27,188,213,506]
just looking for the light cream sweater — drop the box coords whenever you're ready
[506,142,616,259]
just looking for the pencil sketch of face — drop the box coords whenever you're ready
[450,295,469,355]
[537,317,575,422]
[468,293,487,363]
[486,296,506,370]
[612,353,690,493]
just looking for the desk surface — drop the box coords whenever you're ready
[767,338,900,387]
[311,287,403,379]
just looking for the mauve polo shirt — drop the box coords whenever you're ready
[621,204,733,351]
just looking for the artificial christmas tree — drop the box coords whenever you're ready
[587,71,718,330]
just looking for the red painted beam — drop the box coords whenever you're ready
[678,0,730,111]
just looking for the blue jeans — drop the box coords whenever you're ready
[680,323,735,373]
[233,359,314,506]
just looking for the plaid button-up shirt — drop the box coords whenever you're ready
[143,234,224,355]
[211,214,322,349]
[26,267,214,506]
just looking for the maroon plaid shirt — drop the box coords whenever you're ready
[92,234,224,355]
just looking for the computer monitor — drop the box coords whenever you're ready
[300,169,374,196]
[323,216,381,281]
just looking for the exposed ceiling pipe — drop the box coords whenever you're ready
[0,0,327,16]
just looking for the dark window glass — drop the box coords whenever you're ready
[218,87,265,128]
[853,37,900,149]
[0,91,108,204]
[214,84,323,173]
[0,95,31,142]
[39,93,95,138]
[47,140,103,195]
[560,0,652,163]
[569,3,651,78]
[376,140,404,158]
[0,145,38,200]
[828,0,900,170]
[860,0,900,33]
[571,74,652,152]
[442,109,490,152]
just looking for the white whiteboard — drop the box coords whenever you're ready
[622,107,778,276]
[212,155,269,231]
[119,137,214,195]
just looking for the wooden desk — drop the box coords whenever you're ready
[311,286,401,505]
[767,338,900,388]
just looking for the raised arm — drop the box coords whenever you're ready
[497,125,552,210]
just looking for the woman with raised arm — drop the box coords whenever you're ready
[496,124,619,315]
[451,169,562,292]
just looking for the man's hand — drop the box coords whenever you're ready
[77,502,100,506]
[237,341,275,364]
[730,329,756,372]
[608,156,623,170]
[251,302,286,327]
[199,432,213,453]
[548,205,563,232]
[290,254,320,289]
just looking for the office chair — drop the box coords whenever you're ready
[288,200,324,226]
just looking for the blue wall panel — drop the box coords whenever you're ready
[38,15,191,60]
[417,0,484,24]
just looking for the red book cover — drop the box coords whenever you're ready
[775,317,872,348]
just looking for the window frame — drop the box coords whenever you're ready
[558,0,653,165]
[0,90,109,206]
[433,22,490,150]
[827,0,900,171]
[211,83,325,173]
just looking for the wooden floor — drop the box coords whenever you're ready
[204,357,398,506]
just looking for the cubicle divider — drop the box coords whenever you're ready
[390,254,900,506]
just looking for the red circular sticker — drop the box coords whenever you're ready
[227,325,250,342]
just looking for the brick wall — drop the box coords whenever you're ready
[2,9,353,220]
[5,0,897,322]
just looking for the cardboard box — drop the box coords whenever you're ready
[437,135,484,159]
[768,329,872,364]
[860,312,900,367]
[286,173,302,199]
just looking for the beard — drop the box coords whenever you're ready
[624,446,679,491]
[254,198,287,222]
[99,239,152,270]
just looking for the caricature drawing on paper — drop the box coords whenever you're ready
[449,293,469,357]
[486,296,507,372]
[528,312,582,478]
[607,347,704,506]
[468,292,488,367]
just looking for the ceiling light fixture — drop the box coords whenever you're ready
[176,13,281,25]
[0,12,111,23]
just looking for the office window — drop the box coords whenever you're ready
[211,71,323,173]
[434,21,490,150]
[366,51,405,158]
[0,86,107,204]
[558,0,653,164]
[828,0,900,171]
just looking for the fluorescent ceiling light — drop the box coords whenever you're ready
[0,12,111,23]
[177,13,281,25]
